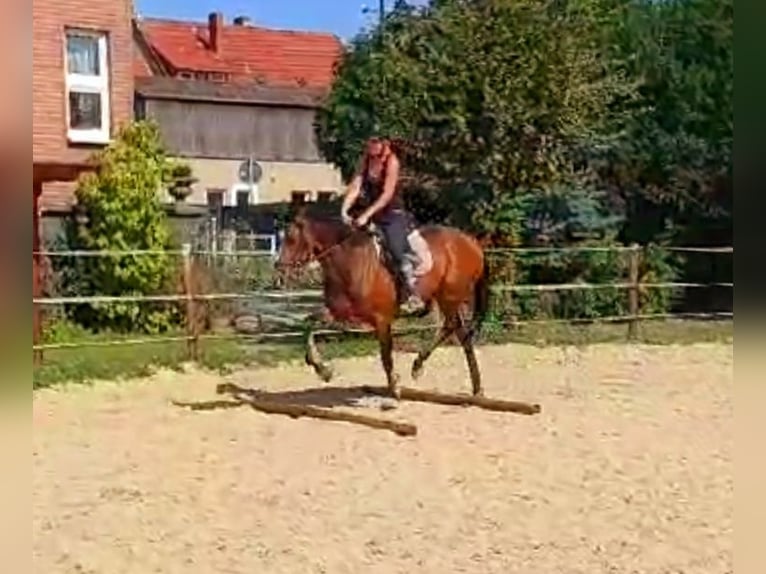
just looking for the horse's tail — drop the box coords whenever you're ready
[470,253,492,339]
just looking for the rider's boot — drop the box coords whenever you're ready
[401,292,426,315]
[398,259,426,315]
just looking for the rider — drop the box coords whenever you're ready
[340,135,426,314]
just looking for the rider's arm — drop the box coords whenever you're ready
[341,174,362,216]
[341,157,365,219]
[361,154,400,220]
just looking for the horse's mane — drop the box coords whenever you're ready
[298,205,368,248]
[298,206,380,289]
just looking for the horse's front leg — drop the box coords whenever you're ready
[303,310,334,383]
[375,320,400,400]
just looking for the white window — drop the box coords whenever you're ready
[225,183,259,207]
[317,191,337,203]
[64,30,110,144]
[291,190,312,205]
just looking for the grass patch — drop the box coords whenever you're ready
[33,319,732,389]
[479,317,733,347]
[32,328,382,389]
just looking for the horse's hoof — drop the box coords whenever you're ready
[411,359,424,380]
[388,374,401,400]
[472,388,484,398]
[380,399,398,411]
[318,365,334,383]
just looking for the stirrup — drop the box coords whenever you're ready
[400,294,426,314]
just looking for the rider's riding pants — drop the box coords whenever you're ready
[375,209,417,289]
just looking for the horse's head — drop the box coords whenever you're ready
[275,206,353,284]
[275,210,317,278]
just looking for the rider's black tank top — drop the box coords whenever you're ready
[360,152,404,221]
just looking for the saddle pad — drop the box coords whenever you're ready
[371,233,383,260]
[370,228,433,275]
[407,229,433,276]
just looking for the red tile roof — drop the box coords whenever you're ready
[133,39,154,78]
[135,17,343,89]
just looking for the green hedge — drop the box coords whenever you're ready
[487,243,682,323]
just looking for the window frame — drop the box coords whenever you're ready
[317,191,337,204]
[228,183,259,207]
[64,29,110,145]
[291,190,312,205]
[236,189,250,212]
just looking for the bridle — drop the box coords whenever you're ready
[276,220,374,278]
[277,144,388,275]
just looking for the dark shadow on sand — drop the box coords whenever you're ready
[172,382,389,412]
[171,382,415,436]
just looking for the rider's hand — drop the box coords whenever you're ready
[354,212,372,228]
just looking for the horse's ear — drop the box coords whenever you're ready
[293,204,310,223]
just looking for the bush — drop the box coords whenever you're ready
[42,318,94,344]
[489,244,681,322]
[56,121,180,334]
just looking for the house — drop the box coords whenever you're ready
[32,0,135,360]
[33,0,135,214]
[133,12,345,236]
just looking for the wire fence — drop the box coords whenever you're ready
[32,244,733,364]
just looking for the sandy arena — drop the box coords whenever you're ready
[33,342,733,574]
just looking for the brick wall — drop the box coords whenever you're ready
[33,0,134,210]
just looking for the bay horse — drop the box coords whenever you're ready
[275,206,491,399]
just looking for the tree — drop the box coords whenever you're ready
[61,120,178,333]
[317,0,689,322]
[317,0,635,244]
[605,0,733,245]
[592,0,733,313]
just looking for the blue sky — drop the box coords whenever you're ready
[135,0,398,40]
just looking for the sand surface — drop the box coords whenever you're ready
[33,343,733,573]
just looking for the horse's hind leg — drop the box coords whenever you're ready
[411,308,459,380]
[303,319,334,383]
[376,320,400,399]
[455,309,483,396]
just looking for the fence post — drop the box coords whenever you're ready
[33,183,44,366]
[33,251,43,366]
[507,249,517,324]
[627,243,641,341]
[181,243,199,361]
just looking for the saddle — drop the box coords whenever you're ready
[367,224,434,301]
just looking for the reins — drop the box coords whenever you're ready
[280,222,373,272]
[282,145,389,270]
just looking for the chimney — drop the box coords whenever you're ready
[208,11,223,53]
[233,15,252,27]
